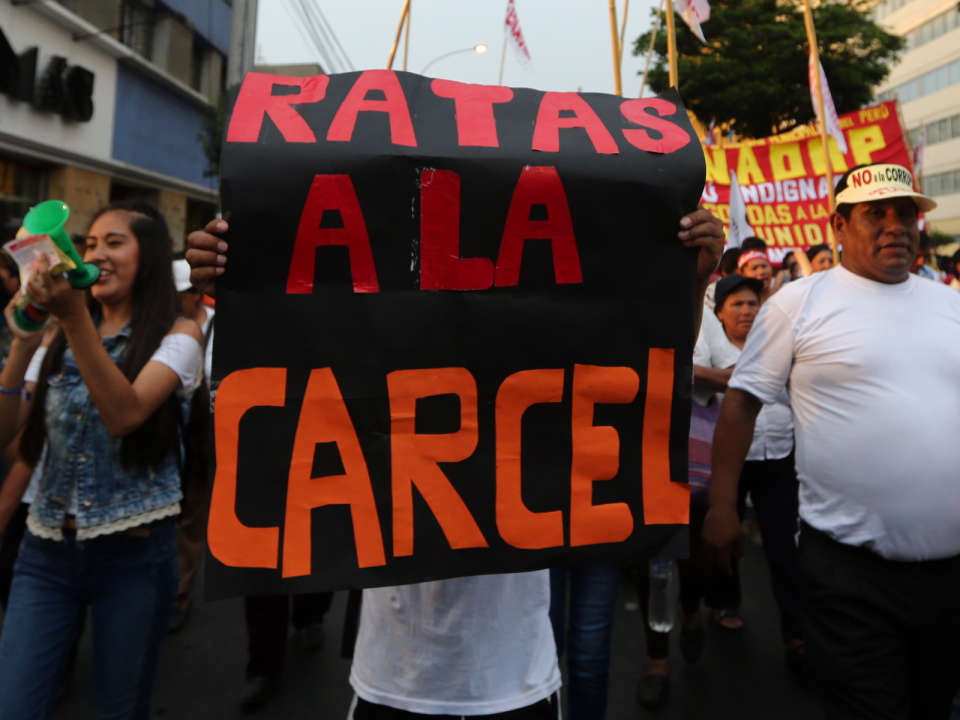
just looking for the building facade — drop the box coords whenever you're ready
[0,0,229,248]
[875,0,960,240]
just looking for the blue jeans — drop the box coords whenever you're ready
[549,565,622,720]
[0,517,178,720]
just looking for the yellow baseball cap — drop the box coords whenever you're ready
[835,164,937,213]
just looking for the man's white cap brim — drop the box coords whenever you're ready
[835,164,937,213]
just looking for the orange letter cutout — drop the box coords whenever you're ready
[282,369,386,577]
[208,368,284,568]
[388,368,488,557]
[495,369,565,549]
[642,349,690,524]
[570,364,639,546]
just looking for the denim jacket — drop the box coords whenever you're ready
[29,325,183,531]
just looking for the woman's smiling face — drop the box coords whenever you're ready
[85,210,141,308]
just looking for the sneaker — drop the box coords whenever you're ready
[240,676,278,708]
[296,623,325,651]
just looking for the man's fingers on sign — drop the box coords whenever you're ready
[678,207,724,244]
[186,219,229,297]
[679,207,725,282]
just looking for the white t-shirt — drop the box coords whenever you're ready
[727,343,794,462]
[350,572,561,715]
[694,310,793,461]
[729,265,960,561]
[692,310,738,407]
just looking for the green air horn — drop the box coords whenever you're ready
[22,200,100,288]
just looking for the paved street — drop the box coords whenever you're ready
[46,542,822,720]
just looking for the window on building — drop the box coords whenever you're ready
[0,159,43,242]
[877,58,960,105]
[120,0,155,59]
[874,0,917,21]
[930,115,958,145]
[925,169,960,197]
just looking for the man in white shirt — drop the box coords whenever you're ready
[703,164,960,719]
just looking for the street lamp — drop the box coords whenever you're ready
[420,44,488,75]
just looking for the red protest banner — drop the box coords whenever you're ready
[700,101,914,261]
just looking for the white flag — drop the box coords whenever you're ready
[727,171,753,249]
[808,58,849,155]
[704,117,716,146]
[912,129,925,174]
[674,0,710,44]
[504,0,533,72]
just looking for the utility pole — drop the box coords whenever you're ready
[801,0,839,266]
[227,0,258,87]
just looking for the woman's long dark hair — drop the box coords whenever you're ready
[22,201,194,471]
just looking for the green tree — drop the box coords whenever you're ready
[634,0,905,138]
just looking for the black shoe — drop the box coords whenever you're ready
[637,673,669,710]
[240,676,278,708]
[168,603,191,634]
[679,620,705,664]
[296,623,325,651]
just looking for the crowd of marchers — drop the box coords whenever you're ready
[0,161,958,720]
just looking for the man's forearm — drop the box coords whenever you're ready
[710,388,762,510]
[694,365,733,393]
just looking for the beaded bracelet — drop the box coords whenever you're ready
[0,382,24,395]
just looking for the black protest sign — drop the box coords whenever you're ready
[206,70,705,599]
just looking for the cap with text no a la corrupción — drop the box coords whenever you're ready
[835,164,936,213]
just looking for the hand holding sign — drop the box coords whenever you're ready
[186,218,229,297]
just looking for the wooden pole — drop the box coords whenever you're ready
[402,0,411,72]
[619,0,631,65]
[639,0,664,97]
[387,0,411,70]
[498,35,507,85]
[664,0,679,87]
[801,0,838,265]
[609,0,623,95]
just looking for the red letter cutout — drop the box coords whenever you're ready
[620,99,691,154]
[388,368,488,557]
[495,369,565,550]
[208,368,284,568]
[430,79,514,147]
[570,364,639,546]
[532,92,619,154]
[327,70,416,146]
[226,73,328,143]
[642,348,690,524]
[495,166,583,287]
[283,368,386,577]
[287,175,379,294]
[420,169,494,290]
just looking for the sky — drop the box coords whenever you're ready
[255,0,661,97]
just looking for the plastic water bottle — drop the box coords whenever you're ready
[647,559,678,633]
